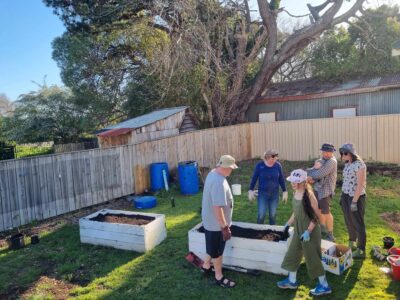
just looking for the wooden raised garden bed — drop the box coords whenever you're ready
[79,209,167,252]
[188,221,294,275]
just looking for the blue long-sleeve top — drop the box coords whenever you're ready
[249,161,287,193]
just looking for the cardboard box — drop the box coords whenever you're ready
[321,240,353,275]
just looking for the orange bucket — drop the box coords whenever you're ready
[387,255,400,281]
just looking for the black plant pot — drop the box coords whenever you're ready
[6,233,25,250]
[31,234,40,245]
[383,236,395,249]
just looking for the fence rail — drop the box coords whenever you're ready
[0,114,399,231]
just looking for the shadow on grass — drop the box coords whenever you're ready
[0,224,142,299]
[386,273,400,296]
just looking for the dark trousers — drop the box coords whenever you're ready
[340,193,367,251]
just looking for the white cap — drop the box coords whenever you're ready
[286,169,307,183]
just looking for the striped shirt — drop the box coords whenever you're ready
[307,156,337,199]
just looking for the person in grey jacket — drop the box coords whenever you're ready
[307,143,337,241]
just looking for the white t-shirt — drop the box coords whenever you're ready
[201,170,233,231]
[342,160,366,197]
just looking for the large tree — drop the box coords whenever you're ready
[5,86,92,143]
[44,0,366,126]
[51,16,169,126]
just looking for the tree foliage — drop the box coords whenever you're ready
[311,5,400,80]
[0,93,14,117]
[44,0,366,126]
[5,86,92,144]
[51,15,169,126]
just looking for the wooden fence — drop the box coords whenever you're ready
[0,124,251,231]
[0,147,135,231]
[54,143,86,153]
[251,114,400,163]
[0,114,399,231]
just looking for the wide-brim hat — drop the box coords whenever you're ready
[320,143,336,152]
[217,155,238,169]
[339,143,357,155]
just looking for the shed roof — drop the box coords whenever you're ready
[97,128,133,137]
[256,74,400,104]
[103,106,188,131]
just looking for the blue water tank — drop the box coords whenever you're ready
[134,196,157,209]
[150,162,169,191]
[178,161,199,195]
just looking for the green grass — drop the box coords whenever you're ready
[0,160,399,299]
[15,145,54,159]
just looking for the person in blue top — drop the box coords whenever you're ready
[248,149,288,224]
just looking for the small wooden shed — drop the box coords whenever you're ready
[97,106,198,148]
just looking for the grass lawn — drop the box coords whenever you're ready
[15,145,54,159]
[0,160,399,299]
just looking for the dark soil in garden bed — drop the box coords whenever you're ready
[381,211,400,236]
[91,213,155,225]
[198,225,288,241]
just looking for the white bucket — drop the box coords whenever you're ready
[231,184,242,196]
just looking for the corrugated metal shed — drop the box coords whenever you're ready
[104,106,188,130]
[259,74,400,102]
[248,74,400,122]
[97,106,199,148]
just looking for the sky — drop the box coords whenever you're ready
[0,1,64,101]
[0,0,399,102]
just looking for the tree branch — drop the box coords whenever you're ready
[246,28,268,63]
[282,9,310,18]
[332,0,365,25]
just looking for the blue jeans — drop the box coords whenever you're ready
[257,190,279,225]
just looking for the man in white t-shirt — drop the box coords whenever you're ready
[201,155,237,288]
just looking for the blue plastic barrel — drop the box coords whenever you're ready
[178,161,199,195]
[150,162,169,191]
[134,196,157,209]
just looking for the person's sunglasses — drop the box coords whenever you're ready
[340,152,349,156]
[271,154,279,158]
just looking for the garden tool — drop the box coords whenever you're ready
[185,252,260,276]
[282,224,290,240]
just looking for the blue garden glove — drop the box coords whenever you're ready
[351,201,358,212]
[300,230,311,242]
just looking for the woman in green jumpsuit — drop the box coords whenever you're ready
[277,169,332,296]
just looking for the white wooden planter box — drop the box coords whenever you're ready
[79,209,167,252]
[188,222,293,275]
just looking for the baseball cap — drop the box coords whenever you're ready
[287,169,308,183]
[217,155,238,169]
[263,149,278,157]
